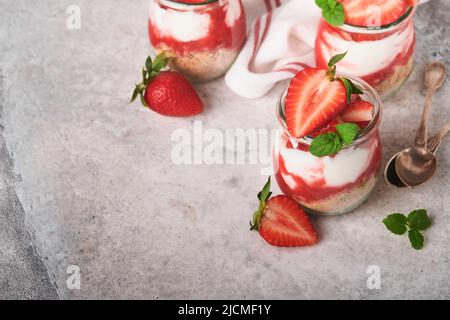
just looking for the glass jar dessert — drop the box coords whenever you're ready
[315,1,417,98]
[273,75,383,215]
[148,0,247,82]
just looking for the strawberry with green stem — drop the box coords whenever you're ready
[131,53,204,117]
[250,178,318,247]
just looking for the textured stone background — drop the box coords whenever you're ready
[0,0,449,299]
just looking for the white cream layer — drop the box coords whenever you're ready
[150,1,242,42]
[280,139,378,188]
[150,2,211,42]
[318,24,414,77]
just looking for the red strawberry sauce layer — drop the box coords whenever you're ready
[148,0,246,53]
[274,131,382,206]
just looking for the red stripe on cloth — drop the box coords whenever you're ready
[264,0,272,12]
[257,12,273,53]
[274,0,282,7]
[248,18,261,69]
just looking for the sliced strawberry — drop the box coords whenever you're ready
[340,100,374,123]
[259,196,318,247]
[340,0,409,27]
[285,68,347,138]
[250,178,318,247]
[310,118,344,137]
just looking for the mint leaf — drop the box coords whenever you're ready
[257,177,272,202]
[310,132,342,157]
[336,123,360,145]
[383,213,408,235]
[315,0,328,8]
[327,0,336,8]
[328,52,347,68]
[407,209,431,231]
[315,0,345,27]
[408,229,424,250]
[322,2,345,27]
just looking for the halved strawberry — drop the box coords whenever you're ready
[340,100,374,123]
[250,178,318,247]
[310,117,344,137]
[285,68,347,138]
[340,0,409,27]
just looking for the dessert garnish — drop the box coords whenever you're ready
[131,53,204,117]
[250,178,318,247]
[285,51,370,157]
[316,0,414,27]
[315,0,345,26]
[383,209,432,250]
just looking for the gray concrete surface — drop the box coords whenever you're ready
[0,75,58,299]
[0,0,449,299]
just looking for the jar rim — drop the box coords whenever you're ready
[276,74,382,147]
[335,5,415,34]
[157,0,223,8]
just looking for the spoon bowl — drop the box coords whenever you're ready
[395,147,437,187]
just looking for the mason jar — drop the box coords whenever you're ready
[273,76,383,215]
[315,5,416,98]
[148,0,246,82]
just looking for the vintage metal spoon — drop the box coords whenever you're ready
[384,120,450,187]
[387,62,446,188]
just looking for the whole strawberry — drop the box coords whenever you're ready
[250,178,318,247]
[131,53,204,117]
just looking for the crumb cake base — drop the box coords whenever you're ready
[293,175,379,216]
[155,46,239,83]
[373,56,414,98]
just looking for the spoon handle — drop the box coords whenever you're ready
[429,120,450,153]
[415,86,436,150]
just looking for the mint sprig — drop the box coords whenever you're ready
[310,132,342,157]
[315,0,345,27]
[336,123,360,145]
[309,123,360,157]
[383,209,432,250]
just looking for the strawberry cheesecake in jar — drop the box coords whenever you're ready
[148,0,246,82]
[315,0,417,98]
[273,53,382,215]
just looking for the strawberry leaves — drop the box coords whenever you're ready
[327,52,364,103]
[250,177,272,231]
[131,53,169,107]
[340,77,364,103]
[315,0,345,27]
[383,209,432,250]
[309,122,361,157]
